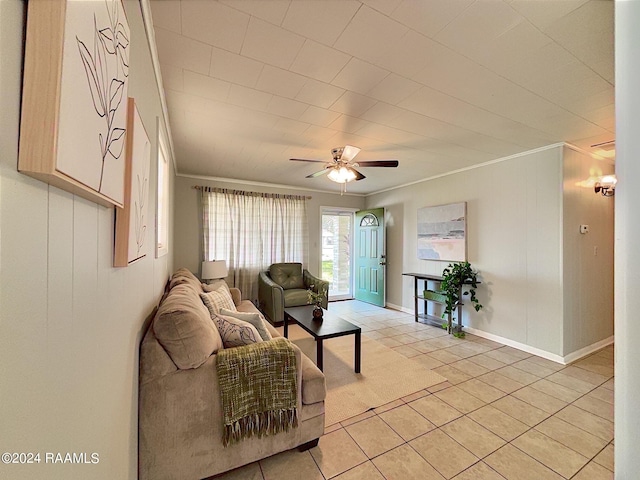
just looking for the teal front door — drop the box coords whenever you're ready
[354,208,385,307]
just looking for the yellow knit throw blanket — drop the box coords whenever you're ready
[216,337,298,446]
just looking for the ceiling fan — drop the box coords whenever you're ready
[290,145,399,188]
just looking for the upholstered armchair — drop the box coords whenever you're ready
[258,262,329,325]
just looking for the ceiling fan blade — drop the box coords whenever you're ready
[350,167,366,181]
[290,158,326,163]
[355,160,399,167]
[306,168,330,178]
[341,145,361,162]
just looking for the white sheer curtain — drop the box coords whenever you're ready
[202,188,309,301]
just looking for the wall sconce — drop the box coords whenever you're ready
[594,175,617,197]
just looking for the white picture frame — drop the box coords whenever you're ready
[156,118,170,258]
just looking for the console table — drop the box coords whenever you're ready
[403,272,478,334]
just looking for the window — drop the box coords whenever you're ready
[321,208,355,300]
[201,188,308,300]
[360,214,379,227]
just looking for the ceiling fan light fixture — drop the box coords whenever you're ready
[340,145,361,162]
[327,166,356,183]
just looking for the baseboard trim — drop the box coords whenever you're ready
[385,303,613,365]
[386,302,411,314]
[463,327,566,364]
[460,327,614,365]
[562,336,615,364]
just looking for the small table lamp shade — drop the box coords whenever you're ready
[201,260,228,280]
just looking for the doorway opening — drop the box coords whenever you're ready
[321,208,355,301]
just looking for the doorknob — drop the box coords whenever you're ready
[379,254,386,266]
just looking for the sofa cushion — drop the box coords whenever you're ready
[153,284,223,369]
[212,314,263,348]
[270,263,304,290]
[264,321,281,339]
[200,286,237,316]
[236,300,260,314]
[283,289,310,307]
[220,308,272,341]
[169,267,203,292]
[300,402,325,421]
[228,287,242,306]
[299,354,326,404]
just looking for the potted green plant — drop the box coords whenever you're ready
[307,285,327,320]
[440,261,483,337]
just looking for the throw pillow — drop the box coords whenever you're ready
[203,281,241,306]
[200,287,236,316]
[220,308,273,342]
[202,279,228,293]
[212,314,262,348]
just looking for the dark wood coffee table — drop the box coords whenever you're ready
[284,305,361,373]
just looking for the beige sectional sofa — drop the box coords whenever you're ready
[139,268,326,480]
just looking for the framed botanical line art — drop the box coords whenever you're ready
[417,202,467,262]
[114,98,151,267]
[18,0,130,207]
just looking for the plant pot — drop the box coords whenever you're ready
[312,305,323,320]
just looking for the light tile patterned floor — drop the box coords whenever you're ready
[210,301,614,480]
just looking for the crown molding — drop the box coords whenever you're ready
[367,143,566,196]
[139,0,177,174]
[564,142,614,163]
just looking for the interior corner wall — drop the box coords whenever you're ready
[562,146,614,356]
[173,175,365,285]
[366,147,566,357]
[0,1,174,479]
[615,1,640,476]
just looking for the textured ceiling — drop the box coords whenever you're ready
[150,0,614,194]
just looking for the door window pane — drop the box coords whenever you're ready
[321,211,353,299]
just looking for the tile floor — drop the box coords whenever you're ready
[212,301,614,480]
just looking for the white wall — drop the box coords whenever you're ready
[0,2,173,479]
[366,145,613,359]
[366,147,564,355]
[562,146,614,355]
[614,1,640,476]
[173,175,365,286]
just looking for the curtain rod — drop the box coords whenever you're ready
[192,185,311,200]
